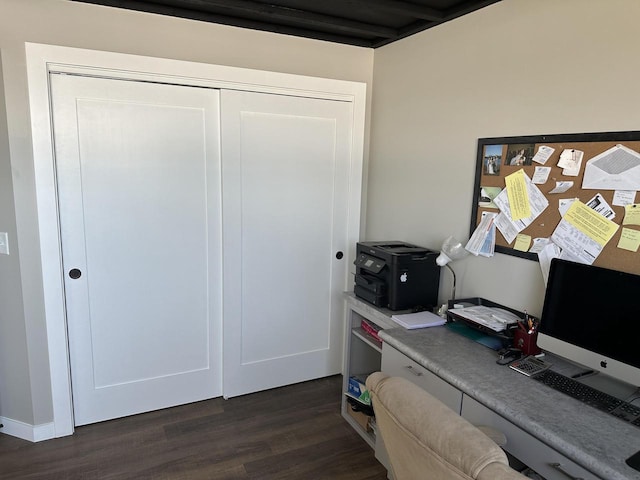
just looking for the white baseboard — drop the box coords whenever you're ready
[0,416,55,442]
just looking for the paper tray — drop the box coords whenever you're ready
[446,297,524,340]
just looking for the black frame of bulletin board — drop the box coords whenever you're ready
[470,130,640,273]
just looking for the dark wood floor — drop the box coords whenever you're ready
[0,376,387,480]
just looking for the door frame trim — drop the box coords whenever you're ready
[25,42,366,437]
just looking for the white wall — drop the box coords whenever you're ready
[0,0,373,431]
[0,52,34,426]
[367,0,640,315]
[5,0,640,436]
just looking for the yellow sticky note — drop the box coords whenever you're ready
[564,200,619,246]
[623,204,640,226]
[618,227,640,252]
[505,170,531,221]
[514,234,532,252]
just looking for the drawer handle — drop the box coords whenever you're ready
[550,462,584,480]
[404,365,423,377]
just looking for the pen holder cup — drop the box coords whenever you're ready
[513,329,541,356]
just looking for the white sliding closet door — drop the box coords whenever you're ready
[221,90,353,397]
[50,74,222,426]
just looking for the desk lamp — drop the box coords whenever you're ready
[436,236,468,302]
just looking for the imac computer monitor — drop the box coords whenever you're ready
[537,258,640,388]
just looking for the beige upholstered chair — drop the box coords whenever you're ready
[366,372,528,480]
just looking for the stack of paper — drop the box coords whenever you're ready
[448,306,519,332]
[391,310,446,330]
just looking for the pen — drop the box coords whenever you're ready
[519,310,530,333]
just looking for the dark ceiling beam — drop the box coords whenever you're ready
[147,0,398,38]
[372,0,502,47]
[72,0,503,49]
[73,0,378,47]
[444,0,502,20]
[350,0,444,21]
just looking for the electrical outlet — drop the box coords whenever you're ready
[0,232,9,255]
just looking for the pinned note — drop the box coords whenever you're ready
[586,193,615,220]
[559,198,577,217]
[505,170,531,221]
[514,234,532,252]
[564,201,619,247]
[618,227,640,252]
[493,171,549,240]
[532,166,551,184]
[548,181,573,194]
[612,190,636,207]
[528,237,552,254]
[532,145,555,165]
[551,200,619,264]
[558,149,583,170]
[623,204,640,226]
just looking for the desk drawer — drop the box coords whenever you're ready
[381,343,462,414]
[461,395,601,480]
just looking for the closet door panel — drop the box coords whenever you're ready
[50,73,222,425]
[221,90,353,397]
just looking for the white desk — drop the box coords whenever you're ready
[342,294,640,480]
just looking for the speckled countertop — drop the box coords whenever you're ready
[377,324,640,480]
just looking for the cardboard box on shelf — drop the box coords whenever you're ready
[347,407,371,431]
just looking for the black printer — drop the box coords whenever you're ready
[354,241,440,311]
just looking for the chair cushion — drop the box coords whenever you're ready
[367,372,511,480]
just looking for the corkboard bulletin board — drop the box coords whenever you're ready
[470,131,640,275]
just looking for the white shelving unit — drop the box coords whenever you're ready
[341,293,400,448]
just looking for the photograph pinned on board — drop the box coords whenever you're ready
[478,186,503,208]
[506,143,535,166]
[483,144,503,175]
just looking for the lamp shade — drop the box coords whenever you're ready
[436,236,468,266]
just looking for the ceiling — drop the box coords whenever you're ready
[72,0,501,48]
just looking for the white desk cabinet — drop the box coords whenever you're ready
[461,395,599,480]
[381,342,462,414]
[377,342,463,473]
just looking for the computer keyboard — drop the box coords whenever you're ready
[533,369,640,428]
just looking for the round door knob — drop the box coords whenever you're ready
[69,268,82,279]
[336,251,344,259]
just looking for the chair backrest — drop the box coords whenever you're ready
[366,372,528,480]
